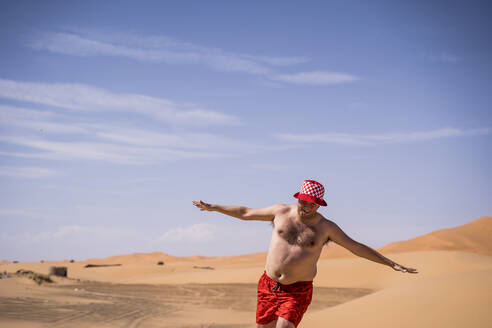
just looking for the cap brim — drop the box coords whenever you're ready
[293,192,327,206]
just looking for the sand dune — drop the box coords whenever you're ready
[320,242,358,259]
[19,216,487,267]
[1,216,491,327]
[379,216,492,255]
[319,216,492,260]
[303,251,492,328]
[303,268,492,328]
[80,251,178,265]
[2,250,491,327]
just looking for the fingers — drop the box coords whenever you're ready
[393,263,418,274]
[402,266,418,274]
[192,200,203,209]
[192,200,211,211]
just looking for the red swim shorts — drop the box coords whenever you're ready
[256,272,313,327]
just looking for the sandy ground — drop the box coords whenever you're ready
[0,264,371,327]
[1,250,491,327]
[302,251,492,328]
[1,216,491,327]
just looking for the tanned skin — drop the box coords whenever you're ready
[192,199,417,328]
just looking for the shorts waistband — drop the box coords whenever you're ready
[262,271,313,287]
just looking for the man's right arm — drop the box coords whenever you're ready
[326,220,418,273]
[192,200,281,221]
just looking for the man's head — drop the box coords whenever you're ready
[297,199,320,219]
[293,180,327,218]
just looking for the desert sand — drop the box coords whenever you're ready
[1,216,491,327]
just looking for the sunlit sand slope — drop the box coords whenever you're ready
[303,251,492,328]
[379,216,492,255]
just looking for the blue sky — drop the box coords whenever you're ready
[1,1,491,261]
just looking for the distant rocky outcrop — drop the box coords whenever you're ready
[49,266,67,277]
[84,264,122,268]
[193,265,214,270]
[16,269,53,285]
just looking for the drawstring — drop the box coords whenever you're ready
[272,282,280,293]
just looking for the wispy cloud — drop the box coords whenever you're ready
[0,135,230,165]
[27,30,307,75]
[0,208,53,219]
[0,224,151,261]
[2,225,139,244]
[0,166,58,179]
[241,54,309,66]
[160,224,216,243]
[32,225,91,242]
[276,127,491,146]
[0,104,264,164]
[420,52,462,63]
[26,29,359,86]
[0,78,239,125]
[0,104,238,148]
[270,71,360,85]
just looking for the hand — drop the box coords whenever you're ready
[192,200,213,211]
[392,263,418,274]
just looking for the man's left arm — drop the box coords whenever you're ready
[327,221,418,274]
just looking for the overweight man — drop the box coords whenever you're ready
[192,179,418,328]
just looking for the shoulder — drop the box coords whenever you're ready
[256,203,291,216]
[319,216,338,231]
[272,203,292,214]
[270,204,293,224]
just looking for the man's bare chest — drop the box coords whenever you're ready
[274,218,324,248]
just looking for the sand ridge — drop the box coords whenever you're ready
[1,216,491,327]
[379,216,492,255]
[303,253,492,328]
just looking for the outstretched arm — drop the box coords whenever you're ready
[327,221,418,274]
[192,200,281,221]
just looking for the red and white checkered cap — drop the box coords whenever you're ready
[293,180,327,206]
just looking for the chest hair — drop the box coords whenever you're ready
[278,220,317,247]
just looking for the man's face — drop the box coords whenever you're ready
[297,199,320,219]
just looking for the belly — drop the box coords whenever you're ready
[265,236,321,284]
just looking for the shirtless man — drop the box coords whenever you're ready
[192,179,417,328]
